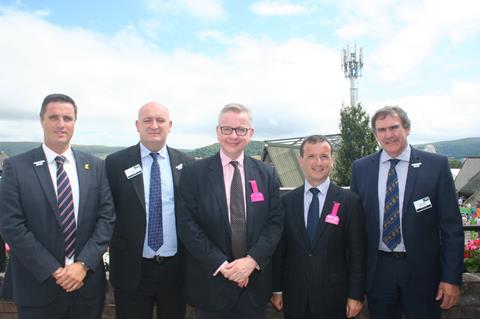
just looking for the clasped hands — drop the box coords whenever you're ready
[52,262,87,292]
[220,255,257,288]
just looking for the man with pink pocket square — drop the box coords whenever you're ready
[177,103,284,319]
[271,135,367,319]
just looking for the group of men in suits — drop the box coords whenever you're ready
[0,94,464,319]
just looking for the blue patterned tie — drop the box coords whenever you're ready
[55,156,76,259]
[307,188,320,244]
[383,159,401,250]
[148,153,163,251]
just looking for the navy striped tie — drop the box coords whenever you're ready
[230,161,246,259]
[307,188,320,244]
[383,159,401,250]
[55,156,76,259]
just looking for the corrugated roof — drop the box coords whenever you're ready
[455,157,480,191]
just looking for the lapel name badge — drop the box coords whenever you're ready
[33,160,45,166]
[411,162,422,168]
[176,163,183,170]
[325,201,340,225]
[124,164,142,179]
[249,180,265,202]
[414,197,432,213]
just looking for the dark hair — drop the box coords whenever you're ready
[300,135,333,157]
[371,106,410,132]
[40,93,77,119]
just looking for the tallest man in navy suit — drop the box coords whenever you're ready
[350,106,464,319]
[0,93,115,319]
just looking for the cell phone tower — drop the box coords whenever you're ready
[341,45,363,107]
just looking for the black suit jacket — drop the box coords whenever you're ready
[105,144,193,292]
[177,153,284,311]
[0,147,115,306]
[350,147,464,296]
[273,182,366,318]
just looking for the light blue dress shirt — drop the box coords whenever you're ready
[140,143,177,257]
[303,177,330,228]
[377,145,411,252]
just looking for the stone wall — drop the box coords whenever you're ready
[0,273,479,319]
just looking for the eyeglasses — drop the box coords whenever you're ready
[219,126,250,136]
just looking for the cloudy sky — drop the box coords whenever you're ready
[0,0,478,149]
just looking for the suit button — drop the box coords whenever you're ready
[308,253,312,257]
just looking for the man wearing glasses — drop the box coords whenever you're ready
[177,103,284,319]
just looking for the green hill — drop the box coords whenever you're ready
[415,137,480,159]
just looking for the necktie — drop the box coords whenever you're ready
[307,188,320,244]
[148,153,163,251]
[383,159,401,250]
[55,156,76,259]
[230,161,246,259]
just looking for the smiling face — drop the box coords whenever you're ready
[299,141,333,187]
[136,102,172,152]
[216,110,253,160]
[374,113,410,158]
[41,101,76,154]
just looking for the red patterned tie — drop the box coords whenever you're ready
[55,156,76,259]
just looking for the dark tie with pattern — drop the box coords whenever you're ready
[383,159,401,250]
[230,161,246,259]
[55,156,76,259]
[148,153,163,251]
[307,188,320,244]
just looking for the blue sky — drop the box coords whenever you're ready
[0,0,479,148]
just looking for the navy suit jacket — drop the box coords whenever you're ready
[105,144,194,292]
[177,153,284,311]
[273,182,366,318]
[350,146,464,296]
[0,146,115,306]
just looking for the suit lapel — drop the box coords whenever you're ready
[167,146,182,186]
[370,152,381,227]
[403,147,421,219]
[31,147,58,221]
[244,157,258,243]
[73,150,90,226]
[128,144,146,211]
[311,183,341,249]
[208,154,229,229]
[292,186,310,250]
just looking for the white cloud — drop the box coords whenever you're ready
[146,0,226,21]
[250,1,310,16]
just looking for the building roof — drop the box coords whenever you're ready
[455,157,480,192]
[261,134,341,188]
[0,151,7,175]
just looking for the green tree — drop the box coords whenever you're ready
[333,103,378,186]
[448,158,462,169]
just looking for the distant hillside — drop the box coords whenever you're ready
[0,142,125,159]
[415,137,480,159]
[188,140,264,159]
[1,137,478,160]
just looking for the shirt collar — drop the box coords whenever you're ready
[140,142,168,159]
[220,149,244,168]
[304,177,330,196]
[380,144,411,164]
[42,143,74,165]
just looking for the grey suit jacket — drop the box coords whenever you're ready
[0,146,115,306]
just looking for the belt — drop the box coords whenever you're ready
[378,251,407,258]
[143,255,175,264]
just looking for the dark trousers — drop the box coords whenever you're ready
[114,255,186,319]
[195,284,265,319]
[17,289,104,319]
[285,302,314,319]
[368,252,441,319]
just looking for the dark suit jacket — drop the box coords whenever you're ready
[177,153,284,311]
[350,147,464,296]
[273,182,366,318]
[0,147,115,307]
[105,144,193,292]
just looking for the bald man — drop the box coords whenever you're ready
[105,102,194,319]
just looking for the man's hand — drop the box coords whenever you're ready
[270,293,283,312]
[55,262,87,292]
[220,256,257,286]
[436,282,460,309]
[346,298,363,318]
